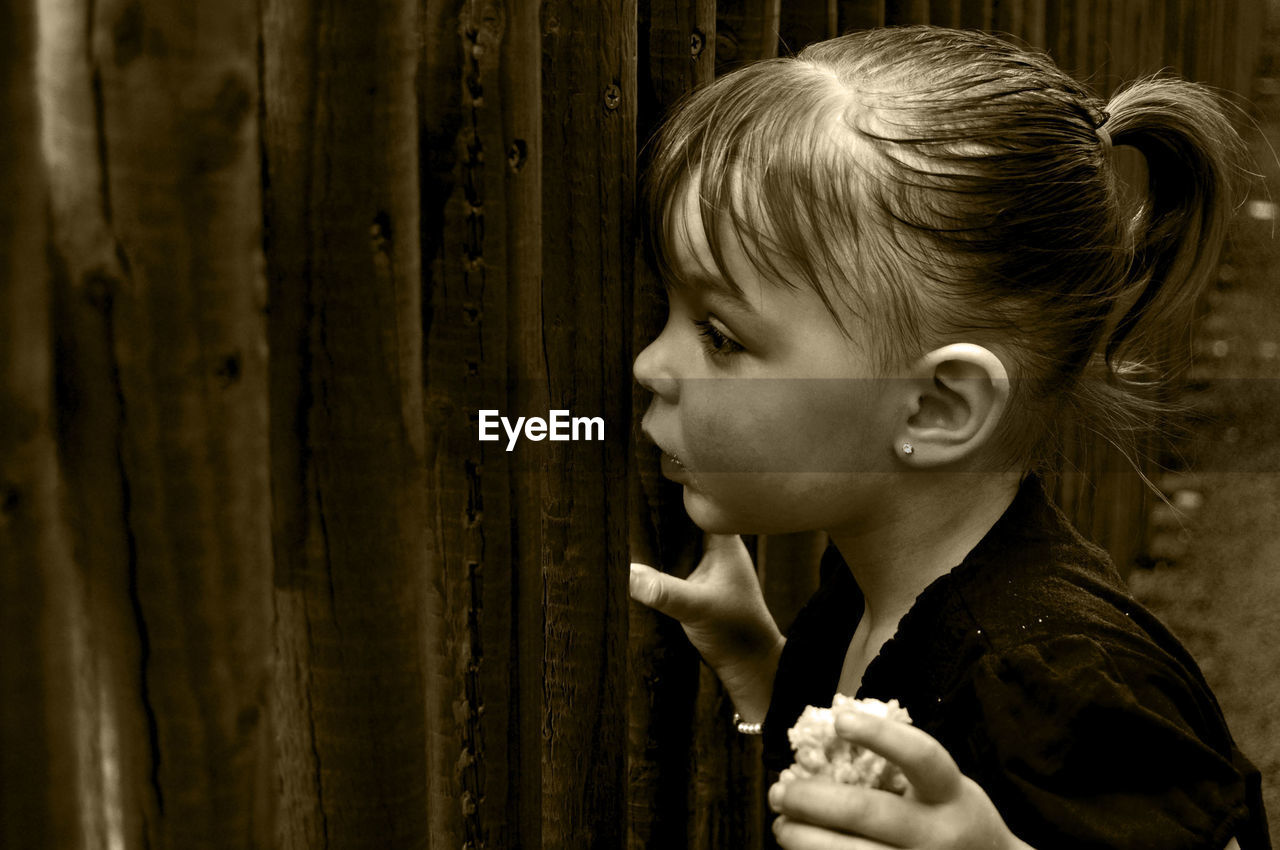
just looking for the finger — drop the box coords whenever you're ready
[772,815,894,850]
[835,712,962,804]
[770,780,925,847]
[629,562,703,621]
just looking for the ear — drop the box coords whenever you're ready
[894,343,1010,467]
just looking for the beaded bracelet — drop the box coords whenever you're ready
[732,712,763,735]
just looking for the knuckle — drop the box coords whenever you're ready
[646,579,667,609]
[921,736,950,766]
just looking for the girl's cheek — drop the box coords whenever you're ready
[682,380,878,474]
[680,383,810,474]
[679,383,765,473]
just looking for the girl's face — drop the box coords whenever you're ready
[634,186,901,535]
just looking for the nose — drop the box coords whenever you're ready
[633,327,679,401]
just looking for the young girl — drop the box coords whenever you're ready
[629,27,1270,850]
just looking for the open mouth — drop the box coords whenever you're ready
[659,450,691,482]
[640,426,693,482]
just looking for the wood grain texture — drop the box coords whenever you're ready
[885,0,930,25]
[716,0,781,73]
[499,2,548,847]
[960,0,994,29]
[419,0,528,846]
[539,1,636,845]
[644,0,717,110]
[839,0,886,32]
[777,0,837,54]
[1,1,81,846]
[263,0,428,846]
[690,666,765,850]
[37,0,169,846]
[630,2,714,846]
[35,0,277,847]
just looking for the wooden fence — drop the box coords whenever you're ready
[0,1,1263,848]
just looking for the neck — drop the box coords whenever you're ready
[828,472,1022,635]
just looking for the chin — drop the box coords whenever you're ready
[682,487,792,536]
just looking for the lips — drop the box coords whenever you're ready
[659,451,692,482]
[641,424,693,483]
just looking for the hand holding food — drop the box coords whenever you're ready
[771,704,1035,850]
[781,695,913,793]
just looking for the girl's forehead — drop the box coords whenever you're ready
[664,175,770,283]
[663,180,774,306]
[664,182,713,275]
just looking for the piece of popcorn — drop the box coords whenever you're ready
[781,695,912,793]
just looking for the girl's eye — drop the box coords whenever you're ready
[692,318,745,358]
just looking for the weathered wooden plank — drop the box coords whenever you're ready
[48,0,276,846]
[500,3,551,848]
[1045,0,1074,72]
[1073,0,1096,88]
[960,0,994,29]
[778,0,836,55]
[90,1,273,846]
[1090,0,1116,96]
[1166,0,1194,80]
[539,0,635,845]
[418,0,529,847]
[627,465,701,850]
[0,1,83,846]
[689,666,766,850]
[1143,0,1167,84]
[996,0,1024,38]
[1105,0,1135,95]
[631,2,716,846]
[35,1,166,846]
[263,0,429,846]
[839,0,886,33]
[886,0,930,25]
[1023,0,1048,49]
[716,0,782,74]
[929,0,964,28]
[644,0,716,124]
[1191,0,1215,82]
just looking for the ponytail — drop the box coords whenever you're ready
[1100,77,1248,375]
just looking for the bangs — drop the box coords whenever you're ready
[642,59,885,341]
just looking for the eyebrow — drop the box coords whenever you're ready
[666,270,757,313]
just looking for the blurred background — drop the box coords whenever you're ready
[2,0,1277,848]
[1128,5,1280,832]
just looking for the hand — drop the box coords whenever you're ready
[769,711,1034,850]
[629,534,784,719]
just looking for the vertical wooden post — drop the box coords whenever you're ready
[501,2,550,847]
[717,0,782,73]
[38,1,161,846]
[418,0,546,845]
[36,0,276,846]
[631,2,714,849]
[539,1,636,846]
[960,0,994,29]
[263,0,429,846]
[839,0,887,32]
[778,0,836,54]
[0,1,82,846]
[886,0,931,25]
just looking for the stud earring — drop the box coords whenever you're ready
[902,443,914,455]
